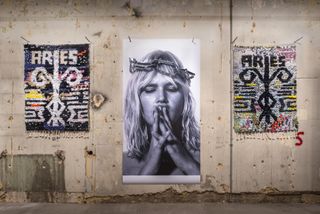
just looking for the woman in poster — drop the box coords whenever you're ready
[123,50,200,176]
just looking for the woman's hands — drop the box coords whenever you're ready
[159,106,200,175]
[139,109,170,175]
[139,105,199,175]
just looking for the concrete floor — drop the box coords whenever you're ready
[0,203,319,214]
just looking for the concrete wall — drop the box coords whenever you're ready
[232,0,320,193]
[0,0,319,203]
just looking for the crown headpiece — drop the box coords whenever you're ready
[129,58,195,81]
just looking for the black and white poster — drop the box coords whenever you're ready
[123,39,200,183]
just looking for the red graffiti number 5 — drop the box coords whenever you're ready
[295,131,304,146]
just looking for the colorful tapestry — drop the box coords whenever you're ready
[233,46,298,133]
[24,44,90,131]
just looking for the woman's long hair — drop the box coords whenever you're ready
[124,50,200,160]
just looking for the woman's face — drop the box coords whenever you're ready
[140,72,184,126]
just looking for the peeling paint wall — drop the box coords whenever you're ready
[0,0,319,202]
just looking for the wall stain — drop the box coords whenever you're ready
[0,191,6,201]
[259,186,280,194]
[0,155,65,203]
[91,93,106,109]
[58,9,68,18]
[84,146,96,192]
[55,150,65,161]
[29,160,54,202]
[220,184,230,192]
[122,1,142,17]
[92,31,102,37]
[75,18,80,29]
[80,187,320,203]
[0,150,7,159]
[20,3,28,15]
[217,163,223,169]
[201,175,216,190]
[251,21,256,32]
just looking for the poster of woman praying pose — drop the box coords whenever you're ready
[122,39,200,184]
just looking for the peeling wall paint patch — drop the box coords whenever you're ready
[91,93,106,109]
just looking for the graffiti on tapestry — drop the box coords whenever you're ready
[233,46,298,133]
[24,44,90,131]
